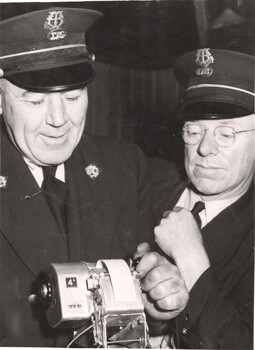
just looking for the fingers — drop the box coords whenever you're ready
[139,252,189,321]
[133,242,151,259]
[161,206,185,219]
[141,261,179,292]
[148,267,186,300]
[156,291,188,312]
[142,272,189,320]
[140,260,188,311]
[162,210,171,218]
[154,206,201,259]
[172,206,184,213]
[149,284,188,312]
[154,221,173,258]
[136,252,166,279]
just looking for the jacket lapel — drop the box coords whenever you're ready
[202,185,254,281]
[0,127,68,276]
[65,133,122,262]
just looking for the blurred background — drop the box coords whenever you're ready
[1,0,254,164]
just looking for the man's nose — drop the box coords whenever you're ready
[46,94,67,126]
[197,130,219,156]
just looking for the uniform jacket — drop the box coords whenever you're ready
[0,123,154,347]
[150,160,254,349]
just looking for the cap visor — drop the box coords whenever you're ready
[178,101,253,120]
[6,62,95,92]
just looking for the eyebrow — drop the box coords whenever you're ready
[21,91,46,98]
[218,120,238,125]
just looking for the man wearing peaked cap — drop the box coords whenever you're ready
[138,48,254,349]
[0,6,189,347]
[0,7,102,91]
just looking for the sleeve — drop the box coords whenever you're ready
[147,157,184,223]
[131,145,155,247]
[175,261,253,349]
[112,141,156,252]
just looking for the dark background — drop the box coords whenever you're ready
[1,0,254,164]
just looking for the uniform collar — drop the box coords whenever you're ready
[177,187,243,228]
[23,157,65,186]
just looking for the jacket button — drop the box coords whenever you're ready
[185,314,189,322]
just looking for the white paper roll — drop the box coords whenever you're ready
[96,259,137,302]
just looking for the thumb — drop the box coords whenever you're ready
[133,242,151,259]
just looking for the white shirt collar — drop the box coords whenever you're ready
[23,157,65,187]
[176,187,242,228]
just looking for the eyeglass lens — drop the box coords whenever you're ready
[182,124,236,147]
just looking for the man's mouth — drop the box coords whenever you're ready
[40,131,70,145]
[45,133,67,138]
[41,128,71,139]
[196,164,221,170]
[194,164,224,177]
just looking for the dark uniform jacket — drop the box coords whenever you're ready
[0,123,154,347]
[151,160,254,349]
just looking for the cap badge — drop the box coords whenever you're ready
[85,164,100,179]
[44,11,66,41]
[0,176,7,189]
[195,48,214,77]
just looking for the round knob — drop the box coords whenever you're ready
[37,273,53,309]
[40,283,50,299]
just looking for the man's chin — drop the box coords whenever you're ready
[192,178,225,196]
[31,152,72,166]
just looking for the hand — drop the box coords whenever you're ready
[155,206,202,258]
[137,252,189,321]
[133,242,151,260]
[154,207,210,291]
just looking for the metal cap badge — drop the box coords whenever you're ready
[44,10,67,41]
[195,48,214,77]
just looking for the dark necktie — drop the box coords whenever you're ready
[42,166,68,240]
[191,201,205,229]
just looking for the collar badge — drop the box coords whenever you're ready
[85,164,100,179]
[0,176,7,189]
[44,10,66,41]
[195,48,214,77]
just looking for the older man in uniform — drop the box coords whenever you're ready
[0,7,155,347]
[0,7,190,347]
[138,48,254,349]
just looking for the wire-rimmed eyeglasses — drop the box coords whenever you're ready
[182,124,255,147]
